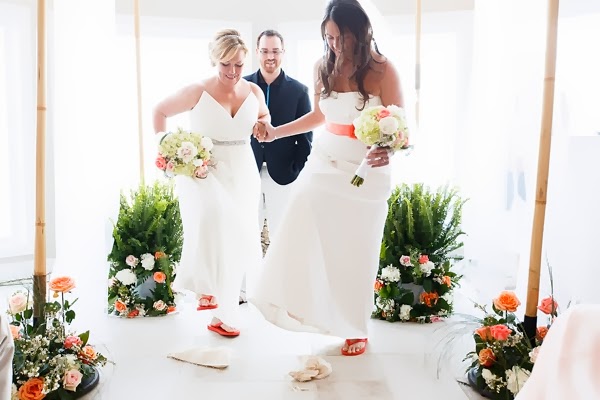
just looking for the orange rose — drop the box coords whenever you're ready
[419,291,439,307]
[538,297,559,315]
[18,378,45,400]
[9,325,21,339]
[153,271,166,284]
[418,254,429,264]
[478,348,496,367]
[81,345,98,360]
[167,306,176,313]
[49,276,76,293]
[442,276,452,286]
[475,326,493,341]
[493,291,520,312]
[155,251,165,259]
[127,309,139,318]
[115,300,127,313]
[374,280,383,291]
[536,326,548,341]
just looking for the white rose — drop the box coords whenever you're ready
[378,116,399,135]
[399,304,412,321]
[380,265,401,282]
[177,141,199,163]
[200,136,214,152]
[419,261,435,276]
[481,368,496,386]
[140,253,155,270]
[125,255,138,267]
[442,292,454,304]
[153,300,166,311]
[505,366,530,394]
[115,269,137,286]
[529,346,540,363]
[192,159,204,167]
[8,292,28,314]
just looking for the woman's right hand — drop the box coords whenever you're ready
[256,122,277,143]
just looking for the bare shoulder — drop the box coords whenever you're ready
[248,81,265,100]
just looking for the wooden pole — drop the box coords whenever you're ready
[524,0,560,341]
[134,0,145,183]
[415,0,422,129]
[33,0,47,327]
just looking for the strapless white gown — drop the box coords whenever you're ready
[249,92,392,338]
[174,91,262,327]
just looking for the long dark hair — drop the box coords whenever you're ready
[319,0,382,109]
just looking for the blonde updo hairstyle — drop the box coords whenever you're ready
[208,29,248,66]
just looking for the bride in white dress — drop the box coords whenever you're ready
[250,0,405,355]
[153,29,268,337]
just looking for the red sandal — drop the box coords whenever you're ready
[207,322,240,337]
[341,338,368,356]
[197,295,218,311]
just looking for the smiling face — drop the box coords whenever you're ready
[323,20,356,58]
[216,50,246,87]
[257,34,284,74]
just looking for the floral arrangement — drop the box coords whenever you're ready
[107,181,183,317]
[374,184,466,322]
[155,127,215,179]
[8,276,108,400]
[465,290,560,399]
[373,250,459,323]
[350,105,410,186]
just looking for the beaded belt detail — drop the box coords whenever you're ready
[212,139,247,146]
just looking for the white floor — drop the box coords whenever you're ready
[1,253,498,400]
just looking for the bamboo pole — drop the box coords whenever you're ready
[134,0,145,183]
[415,0,422,129]
[33,0,47,327]
[524,0,560,341]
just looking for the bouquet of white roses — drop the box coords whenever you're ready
[155,127,214,179]
[351,105,410,187]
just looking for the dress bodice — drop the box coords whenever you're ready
[316,91,386,165]
[319,91,383,125]
[189,91,258,141]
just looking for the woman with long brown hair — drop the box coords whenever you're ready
[250,0,406,356]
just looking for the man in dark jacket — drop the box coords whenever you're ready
[241,30,313,302]
[245,29,313,236]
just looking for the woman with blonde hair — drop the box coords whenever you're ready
[153,29,269,336]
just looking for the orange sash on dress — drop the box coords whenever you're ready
[326,122,356,139]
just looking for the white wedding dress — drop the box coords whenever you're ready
[249,92,392,339]
[174,91,262,327]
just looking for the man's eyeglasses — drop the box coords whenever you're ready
[259,49,284,55]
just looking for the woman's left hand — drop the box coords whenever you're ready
[366,146,391,167]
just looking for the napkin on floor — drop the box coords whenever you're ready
[168,346,232,369]
[289,356,332,382]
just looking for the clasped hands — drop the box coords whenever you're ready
[252,121,276,143]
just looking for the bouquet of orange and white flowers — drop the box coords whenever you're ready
[351,105,410,187]
[8,277,109,399]
[155,127,215,179]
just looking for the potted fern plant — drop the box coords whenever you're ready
[373,183,467,323]
[107,181,183,317]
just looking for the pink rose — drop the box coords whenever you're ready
[537,296,559,315]
[489,324,512,341]
[155,156,167,170]
[399,255,412,267]
[166,161,175,171]
[153,300,166,311]
[125,255,138,267]
[64,335,83,349]
[194,166,209,179]
[418,255,429,264]
[8,292,28,314]
[376,108,391,120]
[63,369,83,392]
